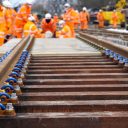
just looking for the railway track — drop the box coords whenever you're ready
[85,29,128,39]
[78,29,128,47]
[0,34,128,128]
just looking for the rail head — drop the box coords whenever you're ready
[78,32,128,58]
[85,29,128,41]
[0,35,34,86]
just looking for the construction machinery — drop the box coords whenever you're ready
[103,0,126,25]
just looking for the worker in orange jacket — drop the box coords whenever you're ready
[112,10,118,28]
[56,20,72,38]
[41,13,56,36]
[23,16,42,38]
[7,8,17,35]
[2,0,17,42]
[53,13,59,25]
[14,1,33,38]
[97,10,105,28]
[74,10,80,29]
[0,4,7,46]
[63,3,77,37]
[79,7,90,30]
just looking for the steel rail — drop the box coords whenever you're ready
[0,35,34,86]
[78,32,128,58]
[80,29,128,40]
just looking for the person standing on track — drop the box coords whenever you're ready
[79,7,90,30]
[97,9,105,28]
[63,3,77,37]
[112,10,118,28]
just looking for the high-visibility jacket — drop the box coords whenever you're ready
[41,19,56,34]
[112,12,118,28]
[56,24,72,38]
[4,8,17,34]
[63,8,77,37]
[14,4,31,38]
[23,21,41,38]
[97,12,104,28]
[74,11,80,29]
[79,11,89,30]
[54,16,59,24]
[0,5,7,46]
[97,12,104,21]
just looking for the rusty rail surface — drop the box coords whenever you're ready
[0,35,34,86]
[78,32,128,58]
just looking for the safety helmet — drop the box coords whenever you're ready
[45,13,52,19]
[2,0,13,8]
[59,20,65,28]
[59,20,65,26]
[75,10,79,13]
[99,9,103,12]
[64,3,71,8]
[83,7,87,11]
[28,16,35,21]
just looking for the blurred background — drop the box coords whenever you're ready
[0,0,116,14]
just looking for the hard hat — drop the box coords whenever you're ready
[83,7,87,11]
[64,3,70,8]
[28,16,35,21]
[75,10,79,13]
[59,20,65,26]
[2,0,13,8]
[99,9,102,12]
[45,13,52,19]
